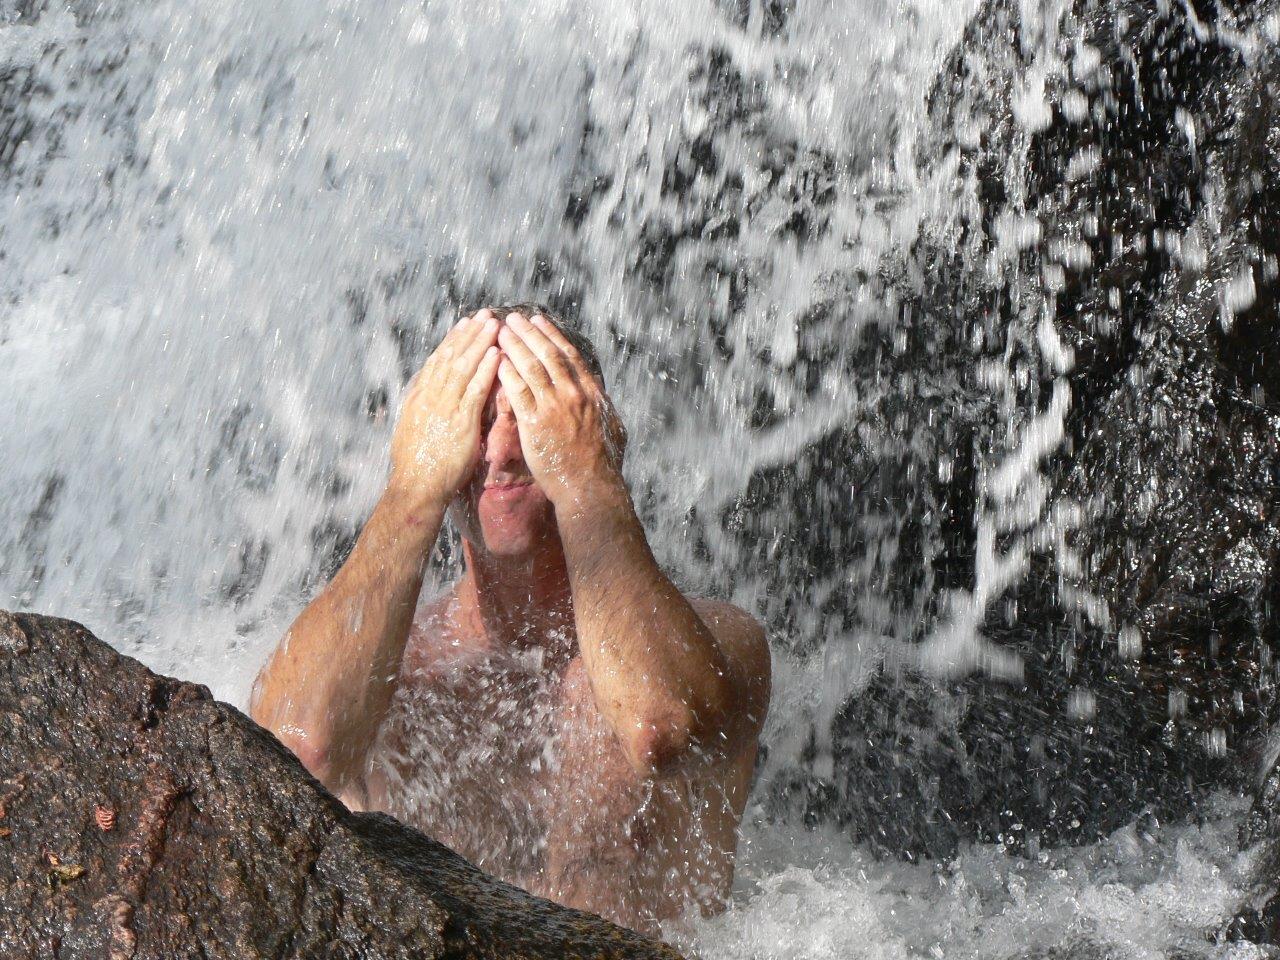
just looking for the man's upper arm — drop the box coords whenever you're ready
[690,599,772,749]
[337,782,369,813]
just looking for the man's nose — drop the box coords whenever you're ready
[483,414,525,470]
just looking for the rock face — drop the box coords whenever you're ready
[763,0,1280,858]
[0,611,682,960]
[1234,751,1280,941]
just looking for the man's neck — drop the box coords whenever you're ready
[459,538,576,660]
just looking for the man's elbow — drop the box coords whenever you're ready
[625,718,692,776]
[250,706,345,793]
[278,731,336,783]
[250,666,339,785]
[623,702,732,777]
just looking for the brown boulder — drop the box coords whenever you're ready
[0,610,682,959]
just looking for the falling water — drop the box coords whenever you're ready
[3,0,1279,956]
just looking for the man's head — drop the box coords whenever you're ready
[449,303,609,558]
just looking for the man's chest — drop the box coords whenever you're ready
[363,651,647,877]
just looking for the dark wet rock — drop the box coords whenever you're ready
[1233,736,1280,943]
[0,610,681,959]
[765,0,1280,857]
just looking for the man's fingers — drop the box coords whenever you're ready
[498,323,553,393]
[451,315,500,380]
[434,313,479,357]
[497,357,537,416]
[506,313,577,385]
[408,316,476,393]
[446,312,497,362]
[462,346,502,408]
[434,307,498,361]
[529,314,595,384]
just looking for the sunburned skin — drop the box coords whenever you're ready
[250,306,770,936]
[357,594,763,932]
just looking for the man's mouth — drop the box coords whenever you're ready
[479,479,538,505]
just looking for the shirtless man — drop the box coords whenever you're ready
[250,305,770,935]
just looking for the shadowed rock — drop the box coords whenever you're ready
[1230,733,1280,943]
[0,611,683,959]
[764,0,1280,859]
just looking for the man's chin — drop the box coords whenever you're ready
[477,523,544,557]
[460,484,555,557]
[475,506,554,557]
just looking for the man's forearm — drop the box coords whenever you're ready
[250,488,445,789]
[556,483,733,773]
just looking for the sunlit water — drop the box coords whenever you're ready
[0,0,1270,955]
[688,794,1259,960]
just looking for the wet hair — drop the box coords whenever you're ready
[482,301,605,384]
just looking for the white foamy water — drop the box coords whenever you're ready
[0,0,1267,954]
[680,794,1259,960]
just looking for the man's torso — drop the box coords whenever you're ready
[357,592,757,933]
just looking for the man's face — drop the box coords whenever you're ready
[451,382,557,557]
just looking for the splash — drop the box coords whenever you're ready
[679,793,1258,960]
[3,0,1278,953]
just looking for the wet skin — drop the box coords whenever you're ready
[251,309,771,934]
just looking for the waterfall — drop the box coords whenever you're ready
[3,0,1279,955]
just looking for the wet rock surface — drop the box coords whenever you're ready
[1233,756,1280,943]
[0,610,681,960]
[765,0,1280,857]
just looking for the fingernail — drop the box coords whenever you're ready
[508,312,529,326]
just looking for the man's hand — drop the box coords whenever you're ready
[390,311,501,507]
[496,312,626,510]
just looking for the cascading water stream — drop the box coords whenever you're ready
[3,0,1279,956]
